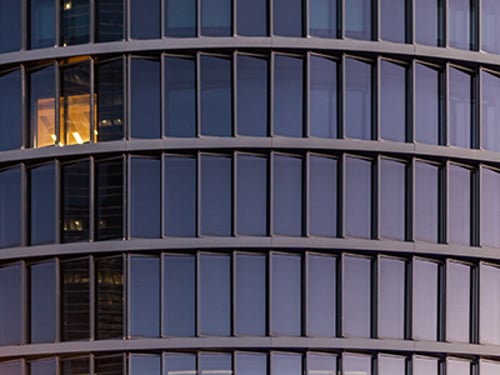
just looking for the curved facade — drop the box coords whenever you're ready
[3,0,500,374]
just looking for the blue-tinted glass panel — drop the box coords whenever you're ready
[345,0,371,40]
[31,261,56,343]
[237,0,267,35]
[236,353,267,375]
[378,355,406,375]
[164,255,195,336]
[274,55,303,136]
[30,0,55,48]
[200,354,232,375]
[31,163,56,245]
[449,0,470,49]
[415,162,438,242]
[130,355,160,375]
[273,354,301,375]
[447,359,471,375]
[274,0,302,36]
[0,264,21,345]
[379,258,405,339]
[380,61,406,142]
[95,0,123,42]
[345,59,371,139]
[130,0,160,39]
[131,59,161,138]
[237,155,267,235]
[344,256,371,337]
[310,56,337,138]
[201,56,232,136]
[0,167,21,248]
[61,0,90,45]
[200,254,231,335]
[236,254,266,335]
[30,66,56,148]
[95,355,123,375]
[482,0,500,53]
[310,0,336,37]
[165,156,196,237]
[308,255,336,336]
[273,155,302,236]
[449,165,470,245]
[345,157,371,238]
[0,70,22,151]
[165,57,196,137]
[413,259,438,340]
[480,264,500,344]
[482,167,500,247]
[166,0,196,36]
[380,0,405,42]
[164,354,196,375]
[201,155,232,236]
[414,357,438,375]
[61,357,89,375]
[380,159,405,240]
[95,158,123,240]
[449,68,471,148]
[481,71,500,151]
[96,60,124,141]
[30,358,56,375]
[343,354,371,375]
[447,262,470,342]
[309,156,337,236]
[130,256,160,337]
[272,254,301,336]
[415,64,440,144]
[307,353,336,375]
[202,0,231,36]
[0,0,21,52]
[130,158,161,238]
[61,259,89,341]
[237,55,268,136]
[0,361,22,375]
[416,0,438,46]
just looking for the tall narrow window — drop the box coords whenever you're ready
[481,167,500,247]
[237,0,267,35]
[0,0,21,52]
[61,0,90,45]
[309,0,336,37]
[345,157,371,238]
[310,56,337,138]
[480,263,500,344]
[0,69,22,151]
[446,261,470,343]
[273,0,302,36]
[165,0,196,36]
[202,0,231,36]
[0,263,22,345]
[308,254,336,336]
[96,59,124,141]
[30,66,56,148]
[95,0,123,42]
[380,0,405,42]
[482,0,500,53]
[379,257,405,339]
[309,155,337,237]
[481,71,500,152]
[449,68,471,148]
[415,64,440,144]
[413,259,439,341]
[30,261,56,343]
[380,61,406,142]
[30,0,56,48]
[31,163,56,245]
[95,158,123,240]
[130,0,160,39]
[449,0,470,49]
[416,0,439,46]
[380,159,405,240]
[345,0,371,40]
[345,58,372,139]
[0,167,21,249]
[448,164,471,245]
[343,255,371,337]
[415,161,439,242]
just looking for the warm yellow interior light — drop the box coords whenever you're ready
[64,1,72,10]
[72,132,84,144]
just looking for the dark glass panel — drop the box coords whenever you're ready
[130,157,161,238]
[62,160,90,243]
[446,262,470,342]
[130,256,160,337]
[95,355,123,375]
[274,55,303,137]
[0,361,22,375]
[379,257,405,338]
[30,358,56,375]
[31,163,56,245]
[0,167,21,248]
[309,156,337,236]
[165,0,196,36]
[273,155,303,236]
[95,257,123,339]
[30,261,56,343]
[449,0,470,49]
[164,354,196,375]
[482,0,500,53]
[310,0,336,37]
[30,66,56,148]
[271,253,301,336]
[310,56,337,138]
[481,264,500,344]
[201,56,232,136]
[95,158,123,240]
[415,64,440,144]
[307,353,336,375]
[164,255,196,336]
[273,354,301,375]
[0,70,22,151]
[200,254,231,336]
[30,0,56,48]
[130,59,161,138]
[413,357,438,375]
[415,162,439,242]
[95,0,123,42]
[449,68,471,148]
[380,159,405,240]
[165,57,196,137]
[62,259,90,341]
[343,354,371,375]
[237,154,268,235]
[130,0,160,39]
[380,0,405,42]
[201,155,232,236]
[345,157,371,238]
[236,353,267,375]
[96,60,124,141]
[416,0,438,46]
[448,165,470,245]
[130,355,160,375]
[61,0,90,45]
[308,254,336,336]
[482,168,500,247]
[345,0,371,40]
[380,61,406,142]
[413,259,438,340]
[344,256,371,337]
[0,264,22,345]
[200,353,232,375]
[236,254,266,335]
[237,55,268,136]
[273,0,302,36]
[164,156,196,237]
[201,0,231,36]
[0,0,21,52]
[378,355,406,375]
[345,58,371,139]
[237,0,267,35]
[482,71,500,151]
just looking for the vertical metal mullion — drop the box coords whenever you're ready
[232,52,238,137]
[375,255,382,339]
[269,0,273,35]
[409,0,415,44]
[376,57,381,141]
[340,0,345,38]
[232,0,237,35]
[196,251,201,336]
[90,59,96,143]
[442,0,448,47]
[160,0,165,37]
[340,154,346,238]
[21,260,27,345]
[375,155,381,240]
[445,161,451,245]
[471,261,479,344]
[197,0,201,36]
[89,354,94,375]
[443,64,449,146]
[269,53,275,136]
[304,0,309,36]
[55,257,61,342]
[438,260,446,342]
[373,0,379,41]
[21,65,28,150]
[122,55,127,140]
[21,0,27,50]
[268,251,273,336]
[160,53,165,139]
[196,152,201,237]
[269,152,274,235]
[55,0,61,46]
[408,257,415,340]
[232,252,237,336]
[21,163,27,247]
[55,160,61,244]
[476,67,482,151]
[160,252,165,337]
[89,157,95,241]
[90,0,95,43]
[471,163,479,247]
[55,61,61,145]
[126,56,131,140]
[409,158,415,242]
[473,0,479,51]
[340,55,346,139]
[126,0,131,40]
[304,152,310,237]
[339,253,346,337]
[233,151,237,236]
[305,53,311,138]
[439,161,446,244]
[304,252,309,336]
[89,256,95,341]
[196,53,201,137]
[126,254,131,338]
[409,61,416,143]
[161,153,165,238]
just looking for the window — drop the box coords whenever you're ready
[164,354,196,375]
[0,69,22,151]
[30,163,56,245]
[380,0,405,42]
[446,261,470,342]
[0,263,22,345]
[448,164,471,245]
[413,259,439,341]
[480,263,500,344]
[380,159,406,240]
[415,64,441,144]
[200,353,232,375]
[0,167,21,249]
[309,155,337,236]
[345,58,371,139]
[202,0,231,36]
[449,0,470,49]
[96,59,124,141]
[343,255,371,337]
[448,67,472,148]
[378,354,406,375]
[0,360,22,375]
[482,0,500,53]
[481,167,500,247]
[309,0,336,37]
[273,353,302,375]
[342,354,371,375]
[61,0,89,45]
[130,354,161,375]
[95,0,123,42]
[379,257,405,339]
[345,157,372,238]
[480,360,500,375]
[380,61,406,142]
[30,66,56,148]
[413,356,439,375]
[0,0,21,52]
[447,358,471,375]
[30,261,56,343]
[310,56,337,138]
[345,0,371,40]
[165,0,196,36]
[236,353,267,375]
[414,161,439,243]
[30,358,56,375]
[307,353,336,375]
[130,0,160,39]
[308,254,336,336]
[30,0,56,48]
[416,0,439,46]
[481,71,500,151]
[237,0,267,35]
[273,0,302,36]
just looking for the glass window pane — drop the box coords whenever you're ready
[273,0,302,36]
[164,156,196,237]
[95,355,123,375]
[380,61,406,142]
[415,162,439,242]
[95,257,123,339]
[61,357,89,375]
[378,355,406,375]
[130,256,160,337]
[164,354,196,375]
[237,154,268,236]
[345,0,371,40]
[31,261,56,343]
[131,59,161,138]
[96,60,124,141]
[481,168,500,247]
[130,0,160,38]
[62,259,90,341]
[201,56,232,136]
[380,0,405,42]
[273,155,303,236]
[413,259,438,341]
[480,264,500,344]
[237,55,268,137]
[236,353,267,375]
[165,0,196,36]
[273,354,301,375]
[448,165,470,245]
[30,358,56,375]
[343,256,371,337]
[481,71,500,151]
[0,70,22,151]
[272,254,302,336]
[61,0,89,45]
[0,0,21,52]
[236,254,266,336]
[274,55,303,137]
[447,358,470,375]
[345,58,371,139]
[449,0,470,49]
[202,0,231,35]
[200,353,232,375]
[0,167,21,248]
[308,254,336,337]
[449,68,471,148]
[0,361,22,375]
[30,0,55,48]
[415,64,440,144]
[237,0,267,35]
[446,262,470,342]
[481,0,500,53]
[30,66,56,148]
[31,163,56,245]
[309,156,337,236]
[379,257,405,339]
[200,254,231,336]
[307,353,336,375]
[201,155,232,236]
[481,360,500,375]
[416,0,438,46]
[95,0,123,42]
[310,56,337,138]
[310,0,336,37]
[380,159,405,240]
[342,354,371,375]
[165,57,196,137]
[164,255,196,336]
[0,264,22,345]
[62,160,90,243]
[130,355,160,375]
[345,157,371,238]
[130,157,161,238]
[413,357,438,375]
[95,158,123,240]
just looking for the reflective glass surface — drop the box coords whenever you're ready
[30,358,56,375]
[237,0,267,35]
[0,167,21,248]
[273,353,301,375]
[345,0,371,40]
[380,159,405,240]
[448,165,471,245]
[416,0,438,46]
[0,361,22,375]
[345,58,371,139]
[202,0,231,36]
[449,68,471,148]
[165,0,196,36]
[310,0,336,37]
[481,360,500,375]
[343,256,371,337]
[482,0,500,53]
[342,354,371,375]
[415,64,440,144]
[95,355,123,375]
[130,0,160,38]
[0,264,21,345]
[30,66,56,148]
[449,0,470,49]
[273,0,302,36]
[95,0,123,42]
[62,259,90,341]
[61,357,89,375]
[307,353,336,375]
[96,59,124,141]
[130,355,161,375]
[200,353,232,375]
[0,70,22,151]
[415,162,438,242]
[164,354,196,375]
[96,256,123,339]
[380,0,405,42]
[345,157,371,238]
[378,355,406,375]
[446,261,470,342]
[480,264,500,344]
[413,259,438,341]
[481,71,500,151]
[309,156,337,236]
[413,357,438,375]
[95,158,123,240]
[236,353,267,375]
[379,257,405,339]
[447,358,471,375]
[30,0,55,48]
[310,56,337,138]
[380,61,406,142]
[31,163,56,245]
[481,167,500,247]
[61,0,89,45]
[30,261,56,343]
[0,0,21,52]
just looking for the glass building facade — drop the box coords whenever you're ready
[1,0,500,374]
